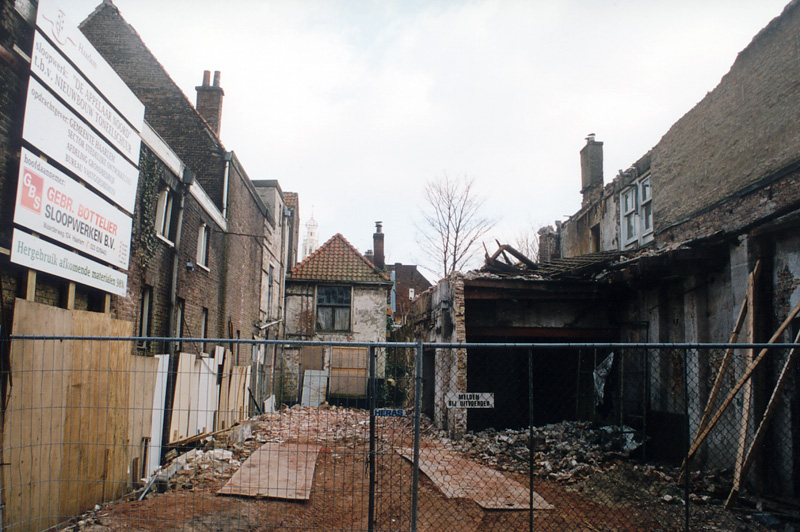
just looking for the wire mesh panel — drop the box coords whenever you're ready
[0,338,797,531]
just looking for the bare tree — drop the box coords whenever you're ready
[511,220,544,262]
[417,174,496,278]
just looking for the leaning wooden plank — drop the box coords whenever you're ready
[726,329,800,508]
[682,299,800,471]
[196,358,217,435]
[218,442,320,499]
[128,354,159,485]
[216,354,231,431]
[147,355,170,477]
[169,353,195,442]
[187,357,202,437]
[731,268,758,500]
[397,447,551,510]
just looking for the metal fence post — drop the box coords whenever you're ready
[411,340,423,532]
[683,348,690,532]
[368,345,376,532]
[528,348,535,532]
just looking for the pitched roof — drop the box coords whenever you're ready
[289,234,391,283]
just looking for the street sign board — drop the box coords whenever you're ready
[445,392,495,409]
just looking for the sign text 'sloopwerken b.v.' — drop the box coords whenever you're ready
[14,147,132,269]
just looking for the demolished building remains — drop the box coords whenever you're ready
[413,0,800,501]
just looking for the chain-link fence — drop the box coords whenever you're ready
[0,336,797,531]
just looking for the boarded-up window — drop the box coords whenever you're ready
[329,346,368,397]
[316,286,351,331]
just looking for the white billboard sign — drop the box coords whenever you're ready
[11,229,127,296]
[445,392,495,409]
[35,0,144,132]
[15,148,132,270]
[22,77,139,214]
[31,32,141,165]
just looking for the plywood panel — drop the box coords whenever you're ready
[2,300,135,532]
[128,354,159,484]
[218,442,320,499]
[69,310,133,513]
[230,366,249,424]
[3,299,72,532]
[169,353,195,442]
[397,447,552,510]
[301,346,325,371]
[147,355,170,477]
[187,358,201,437]
[330,346,368,397]
[216,350,233,431]
[196,358,218,435]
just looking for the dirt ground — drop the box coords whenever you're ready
[59,407,779,532]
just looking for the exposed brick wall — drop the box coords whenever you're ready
[651,1,800,236]
[222,159,266,355]
[81,5,269,356]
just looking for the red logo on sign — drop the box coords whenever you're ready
[20,169,43,213]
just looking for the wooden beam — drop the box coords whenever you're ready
[731,268,757,496]
[726,329,800,508]
[25,270,36,301]
[66,283,76,310]
[104,294,111,314]
[467,326,616,340]
[679,299,800,474]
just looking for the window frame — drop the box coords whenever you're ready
[619,174,654,250]
[639,176,653,240]
[316,285,352,332]
[196,223,210,270]
[155,186,179,243]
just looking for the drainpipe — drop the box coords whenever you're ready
[167,168,194,353]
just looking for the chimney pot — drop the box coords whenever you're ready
[372,222,385,270]
[196,70,225,137]
[580,135,603,206]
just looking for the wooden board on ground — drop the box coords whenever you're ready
[397,447,552,510]
[218,442,321,499]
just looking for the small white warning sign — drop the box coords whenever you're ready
[445,392,495,409]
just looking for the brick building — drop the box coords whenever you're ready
[79,2,299,359]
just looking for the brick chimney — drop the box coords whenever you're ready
[372,222,385,270]
[196,70,224,137]
[580,134,603,206]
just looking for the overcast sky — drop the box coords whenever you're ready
[71,0,790,280]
